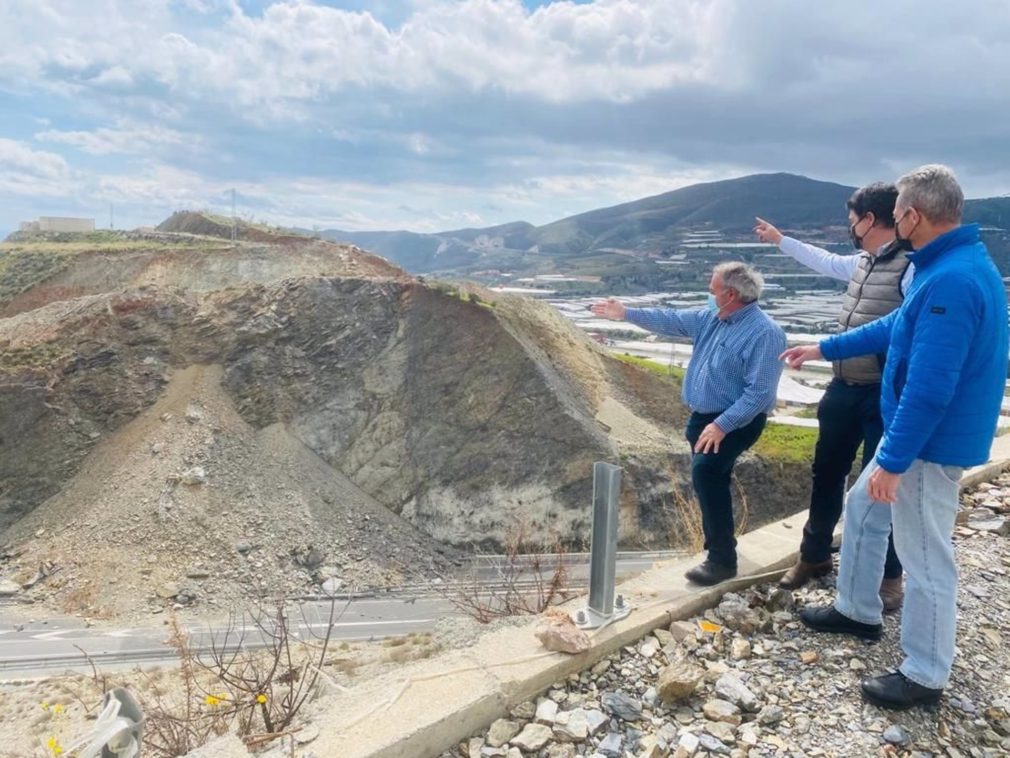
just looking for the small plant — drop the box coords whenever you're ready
[38,701,68,757]
[751,423,819,464]
[426,518,572,624]
[73,597,346,757]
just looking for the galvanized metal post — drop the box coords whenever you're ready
[573,462,631,629]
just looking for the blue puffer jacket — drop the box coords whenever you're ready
[820,224,1008,473]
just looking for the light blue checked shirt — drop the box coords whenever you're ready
[625,303,786,432]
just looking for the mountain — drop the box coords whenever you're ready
[530,173,854,255]
[318,173,1010,281]
[320,173,857,272]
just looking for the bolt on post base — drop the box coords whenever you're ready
[572,593,632,630]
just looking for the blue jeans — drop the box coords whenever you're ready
[834,455,962,689]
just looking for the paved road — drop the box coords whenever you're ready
[0,551,682,677]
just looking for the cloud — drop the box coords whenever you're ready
[36,121,192,156]
[2,0,1010,233]
[0,138,77,197]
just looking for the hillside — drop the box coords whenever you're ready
[532,173,853,254]
[0,212,813,619]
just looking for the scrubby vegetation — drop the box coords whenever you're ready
[613,353,685,382]
[752,423,819,464]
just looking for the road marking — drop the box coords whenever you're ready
[31,630,69,641]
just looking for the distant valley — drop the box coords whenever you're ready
[315,173,1010,295]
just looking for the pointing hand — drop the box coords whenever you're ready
[590,297,627,321]
[754,217,784,245]
[779,344,822,369]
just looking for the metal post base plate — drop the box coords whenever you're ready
[571,595,632,630]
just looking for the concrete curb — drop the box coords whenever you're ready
[959,456,1010,490]
[190,453,1010,758]
[303,513,805,758]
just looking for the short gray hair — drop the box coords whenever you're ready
[713,261,763,303]
[896,164,964,224]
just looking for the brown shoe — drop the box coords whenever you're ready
[778,559,834,590]
[880,577,904,613]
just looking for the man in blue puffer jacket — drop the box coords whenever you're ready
[781,164,1009,710]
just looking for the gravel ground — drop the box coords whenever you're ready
[443,475,1010,758]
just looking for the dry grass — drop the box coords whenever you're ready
[662,467,751,552]
[383,633,440,663]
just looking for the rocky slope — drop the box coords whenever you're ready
[0,217,810,618]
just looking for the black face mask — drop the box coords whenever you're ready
[888,210,916,253]
[849,217,866,251]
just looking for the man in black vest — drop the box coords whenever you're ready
[754,183,912,610]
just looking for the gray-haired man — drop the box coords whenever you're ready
[593,262,786,585]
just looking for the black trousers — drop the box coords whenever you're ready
[802,377,902,578]
[685,411,767,568]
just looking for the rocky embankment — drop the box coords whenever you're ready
[444,474,1010,758]
[0,218,817,619]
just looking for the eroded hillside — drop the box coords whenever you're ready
[0,216,808,618]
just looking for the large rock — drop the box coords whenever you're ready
[535,698,559,725]
[674,732,700,758]
[553,708,589,742]
[602,691,643,721]
[716,594,763,634]
[657,658,705,703]
[702,698,742,725]
[714,673,760,712]
[535,618,591,654]
[585,708,608,736]
[156,582,180,599]
[968,513,1010,536]
[181,466,207,485]
[510,723,553,752]
[0,579,20,596]
[598,732,624,757]
[486,718,520,748]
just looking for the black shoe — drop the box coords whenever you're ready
[799,605,882,641]
[861,671,943,710]
[685,561,737,586]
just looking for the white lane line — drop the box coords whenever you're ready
[31,630,70,641]
[200,618,437,635]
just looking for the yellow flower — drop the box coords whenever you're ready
[41,701,50,711]
[204,694,221,707]
[256,693,267,705]
[46,736,63,755]
[52,704,64,715]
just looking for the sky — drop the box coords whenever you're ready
[2,0,1009,234]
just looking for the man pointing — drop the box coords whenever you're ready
[594,262,785,585]
[781,165,1008,710]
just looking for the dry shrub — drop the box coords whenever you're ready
[662,468,750,552]
[73,597,346,757]
[430,518,573,624]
